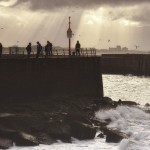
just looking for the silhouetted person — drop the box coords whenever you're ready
[45,42,48,58]
[48,41,53,56]
[0,43,3,58]
[26,42,32,58]
[36,41,42,58]
[75,41,81,56]
[45,41,52,57]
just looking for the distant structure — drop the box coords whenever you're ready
[122,47,128,51]
[109,45,128,51]
[67,16,73,55]
[9,46,19,54]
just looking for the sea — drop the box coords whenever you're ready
[9,75,150,150]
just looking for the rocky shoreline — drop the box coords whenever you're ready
[0,97,147,149]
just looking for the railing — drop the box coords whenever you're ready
[3,48,97,57]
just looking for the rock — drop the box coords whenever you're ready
[15,132,39,146]
[66,113,92,126]
[145,103,150,107]
[64,109,96,140]
[70,121,96,140]
[118,99,138,106]
[0,125,17,140]
[0,125,37,148]
[97,133,104,138]
[0,137,13,149]
[95,97,117,110]
[47,121,71,142]
[105,129,128,143]
[36,133,56,145]
[90,118,108,128]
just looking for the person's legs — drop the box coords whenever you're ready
[0,50,2,58]
[36,51,40,58]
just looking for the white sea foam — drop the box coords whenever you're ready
[96,106,150,150]
[9,138,119,150]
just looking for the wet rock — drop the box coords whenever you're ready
[0,114,47,134]
[36,133,56,145]
[70,121,96,140]
[47,121,71,142]
[105,129,128,143]
[145,103,150,107]
[66,113,92,126]
[15,132,39,146]
[97,133,104,138]
[95,97,117,110]
[64,110,96,140]
[0,125,17,140]
[90,118,108,128]
[118,99,138,106]
[0,137,13,149]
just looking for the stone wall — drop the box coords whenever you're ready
[102,54,150,76]
[0,57,103,102]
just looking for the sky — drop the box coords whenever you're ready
[0,0,150,51]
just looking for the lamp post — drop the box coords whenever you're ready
[67,16,72,55]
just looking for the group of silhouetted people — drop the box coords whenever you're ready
[0,40,81,58]
[26,41,53,58]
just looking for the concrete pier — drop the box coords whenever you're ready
[102,54,150,76]
[0,57,103,102]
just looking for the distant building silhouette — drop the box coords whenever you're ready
[109,45,128,51]
[122,47,128,51]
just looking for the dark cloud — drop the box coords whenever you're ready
[0,0,150,10]
[1,0,150,26]
[105,5,150,26]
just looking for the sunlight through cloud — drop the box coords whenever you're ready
[0,0,17,7]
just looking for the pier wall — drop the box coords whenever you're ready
[0,57,103,102]
[102,54,150,76]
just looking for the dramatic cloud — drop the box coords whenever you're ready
[104,5,150,26]
[0,0,150,10]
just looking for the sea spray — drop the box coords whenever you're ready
[96,106,150,150]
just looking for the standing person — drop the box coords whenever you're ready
[36,41,42,58]
[0,43,3,58]
[26,42,32,58]
[49,41,53,56]
[45,41,48,58]
[75,41,81,56]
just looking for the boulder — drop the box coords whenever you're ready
[118,99,138,106]
[90,118,108,128]
[97,133,104,138]
[145,103,150,107]
[47,121,71,142]
[105,129,128,143]
[15,132,39,146]
[65,111,96,140]
[70,121,96,140]
[36,133,56,145]
[0,137,13,149]
[0,125,17,140]
[95,97,118,109]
